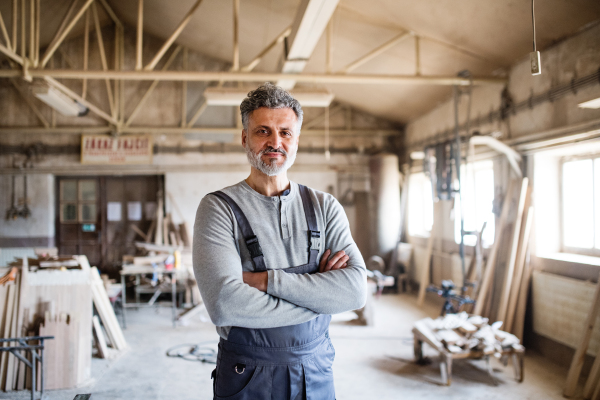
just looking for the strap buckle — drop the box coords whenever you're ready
[308,230,321,251]
[246,236,263,259]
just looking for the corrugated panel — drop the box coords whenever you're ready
[0,247,36,267]
[532,270,600,356]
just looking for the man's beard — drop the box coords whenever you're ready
[244,143,297,177]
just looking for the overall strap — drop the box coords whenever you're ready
[210,191,267,272]
[298,184,321,264]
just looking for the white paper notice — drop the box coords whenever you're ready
[107,202,122,221]
[127,201,142,221]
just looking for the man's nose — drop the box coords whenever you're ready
[266,133,283,149]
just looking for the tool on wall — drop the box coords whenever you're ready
[6,175,20,220]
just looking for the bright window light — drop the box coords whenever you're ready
[454,160,496,247]
[407,172,433,237]
[562,159,594,249]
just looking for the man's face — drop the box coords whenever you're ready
[242,107,300,177]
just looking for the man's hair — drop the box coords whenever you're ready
[240,82,303,133]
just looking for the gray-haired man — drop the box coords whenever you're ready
[193,83,367,400]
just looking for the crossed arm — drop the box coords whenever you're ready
[193,193,367,329]
[242,249,350,292]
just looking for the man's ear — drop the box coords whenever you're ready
[242,130,247,147]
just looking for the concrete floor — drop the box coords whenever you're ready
[1,293,568,400]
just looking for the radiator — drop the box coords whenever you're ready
[532,270,600,355]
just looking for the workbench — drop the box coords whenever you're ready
[412,318,525,386]
[119,265,179,328]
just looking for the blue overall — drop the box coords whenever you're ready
[209,185,335,400]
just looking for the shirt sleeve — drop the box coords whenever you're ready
[193,194,318,328]
[266,194,368,315]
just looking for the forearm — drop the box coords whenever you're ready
[194,196,318,329]
[196,271,318,328]
[267,263,367,314]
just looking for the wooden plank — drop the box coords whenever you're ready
[497,178,529,324]
[565,272,600,398]
[418,202,439,306]
[89,267,126,350]
[179,223,190,248]
[473,180,517,316]
[585,350,600,399]
[506,204,533,333]
[0,283,15,390]
[4,271,19,391]
[92,315,108,358]
[155,195,164,245]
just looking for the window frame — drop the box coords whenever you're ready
[560,154,600,257]
[454,159,496,248]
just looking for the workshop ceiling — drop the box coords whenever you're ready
[2,0,600,125]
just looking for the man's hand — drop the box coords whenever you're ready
[243,271,268,292]
[243,249,349,291]
[319,249,349,273]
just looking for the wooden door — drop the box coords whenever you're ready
[102,176,162,273]
[56,178,102,266]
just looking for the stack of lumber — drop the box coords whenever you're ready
[0,255,127,392]
[7,254,84,271]
[470,177,534,341]
[39,310,80,390]
[75,256,127,352]
[0,259,28,392]
[132,192,190,248]
[427,312,522,356]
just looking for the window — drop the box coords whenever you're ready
[562,157,600,253]
[454,160,495,247]
[60,179,97,223]
[407,172,433,237]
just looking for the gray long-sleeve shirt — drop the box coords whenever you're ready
[193,180,367,339]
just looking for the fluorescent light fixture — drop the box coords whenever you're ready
[410,151,425,160]
[578,97,600,109]
[32,84,88,116]
[204,87,334,107]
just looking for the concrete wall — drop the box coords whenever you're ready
[0,173,54,246]
[405,22,600,149]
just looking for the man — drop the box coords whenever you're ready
[193,83,367,400]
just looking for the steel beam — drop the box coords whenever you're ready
[240,26,291,72]
[40,0,94,68]
[45,77,118,125]
[0,69,506,85]
[136,0,143,70]
[144,0,203,71]
[338,31,412,74]
[0,126,400,137]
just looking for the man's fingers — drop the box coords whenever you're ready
[319,249,331,273]
[330,255,349,271]
[323,251,346,272]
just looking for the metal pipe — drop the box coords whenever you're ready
[0,69,507,85]
[136,0,143,70]
[91,2,115,117]
[0,10,11,51]
[0,126,399,137]
[232,0,239,71]
[0,41,23,63]
[82,9,89,99]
